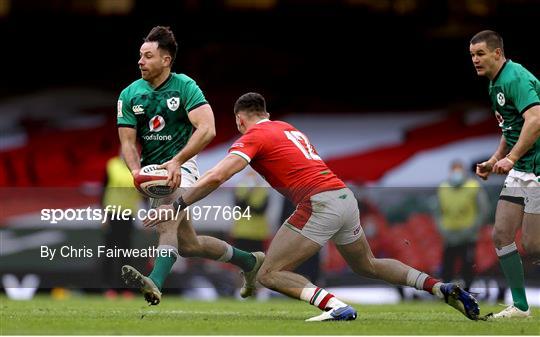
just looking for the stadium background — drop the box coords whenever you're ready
[0,0,539,307]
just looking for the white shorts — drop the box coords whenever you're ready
[150,156,200,208]
[500,169,540,214]
[284,188,363,246]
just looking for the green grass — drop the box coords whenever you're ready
[1,295,538,335]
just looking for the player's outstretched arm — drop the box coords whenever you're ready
[476,135,508,180]
[493,105,540,174]
[184,154,249,204]
[143,154,248,228]
[118,127,141,176]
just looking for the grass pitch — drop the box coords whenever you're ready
[1,295,538,335]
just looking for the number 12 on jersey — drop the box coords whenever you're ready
[284,130,321,160]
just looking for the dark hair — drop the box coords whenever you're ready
[470,30,504,55]
[450,159,464,170]
[234,92,267,115]
[144,26,178,65]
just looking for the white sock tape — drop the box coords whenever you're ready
[496,242,518,257]
[217,243,233,262]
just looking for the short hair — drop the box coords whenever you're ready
[450,160,464,170]
[234,92,267,115]
[470,30,504,55]
[144,26,178,65]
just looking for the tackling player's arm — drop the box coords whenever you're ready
[143,154,248,227]
[476,135,508,180]
[118,127,141,176]
[493,105,540,174]
[182,154,248,205]
[160,104,216,188]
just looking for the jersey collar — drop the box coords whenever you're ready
[256,118,270,124]
[491,60,508,84]
[153,73,173,91]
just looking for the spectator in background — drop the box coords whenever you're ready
[101,155,141,297]
[231,169,271,299]
[435,160,489,291]
[231,170,270,254]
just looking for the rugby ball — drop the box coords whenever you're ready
[134,164,174,198]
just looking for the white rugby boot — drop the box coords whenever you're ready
[491,305,531,319]
[240,251,265,298]
[121,265,162,305]
[305,305,358,322]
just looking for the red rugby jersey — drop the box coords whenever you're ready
[228,119,346,205]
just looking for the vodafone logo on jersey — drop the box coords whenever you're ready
[145,115,171,141]
[149,115,165,132]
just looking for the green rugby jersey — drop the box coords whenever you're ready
[117,73,207,166]
[489,60,540,175]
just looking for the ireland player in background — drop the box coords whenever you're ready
[117,26,263,305]
[471,30,540,319]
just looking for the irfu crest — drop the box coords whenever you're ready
[167,97,180,111]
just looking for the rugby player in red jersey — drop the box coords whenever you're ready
[144,93,481,321]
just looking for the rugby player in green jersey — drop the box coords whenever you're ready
[471,30,540,319]
[117,26,264,305]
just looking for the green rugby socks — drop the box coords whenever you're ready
[148,245,179,289]
[496,242,529,311]
[218,243,256,272]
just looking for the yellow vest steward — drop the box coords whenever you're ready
[437,179,480,231]
[231,186,270,240]
[102,157,140,212]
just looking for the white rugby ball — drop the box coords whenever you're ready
[134,164,174,198]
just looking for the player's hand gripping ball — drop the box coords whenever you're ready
[134,164,175,198]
